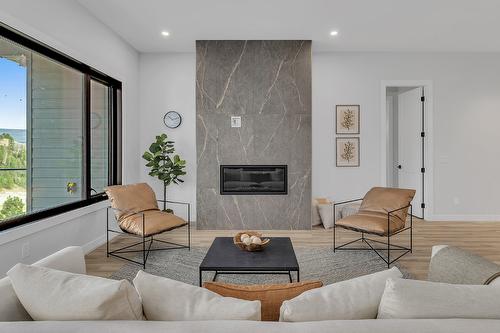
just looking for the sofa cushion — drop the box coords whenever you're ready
[378,277,500,319]
[204,281,322,321]
[133,270,261,321]
[119,210,187,236]
[7,264,142,321]
[0,246,86,322]
[2,319,500,333]
[105,183,159,220]
[0,278,31,322]
[279,267,402,322]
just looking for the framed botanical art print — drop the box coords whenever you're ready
[336,137,360,167]
[336,105,360,134]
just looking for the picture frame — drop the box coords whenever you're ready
[336,137,360,167]
[336,105,360,134]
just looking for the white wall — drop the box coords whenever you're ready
[138,52,500,222]
[139,53,196,219]
[386,94,398,188]
[0,0,140,274]
[0,4,498,272]
[313,52,500,220]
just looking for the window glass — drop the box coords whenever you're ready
[0,36,84,222]
[90,80,109,194]
[0,29,120,230]
[0,37,29,220]
[30,52,84,211]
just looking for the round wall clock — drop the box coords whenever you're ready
[164,111,182,129]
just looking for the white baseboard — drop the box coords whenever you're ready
[82,235,106,254]
[427,214,500,222]
[81,233,119,254]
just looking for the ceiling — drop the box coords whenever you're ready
[77,0,500,53]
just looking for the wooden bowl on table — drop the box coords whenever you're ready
[233,231,270,252]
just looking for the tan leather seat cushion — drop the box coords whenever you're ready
[336,212,404,235]
[336,187,415,236]
[105,183,159,220]
[119,210,187,237]
[203,281,323,321]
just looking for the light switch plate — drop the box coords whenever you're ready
[231,116,241,128]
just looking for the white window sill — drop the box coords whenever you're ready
[0,201,109,246]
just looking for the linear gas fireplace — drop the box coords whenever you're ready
[220,165,288,195]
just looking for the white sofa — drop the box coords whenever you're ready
[1,246,500,332]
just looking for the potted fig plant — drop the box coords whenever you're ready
[142,134,186,212]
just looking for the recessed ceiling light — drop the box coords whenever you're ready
[330,31,339,36]
[161,31,170,37]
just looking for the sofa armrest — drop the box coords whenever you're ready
[428,245,500,285]
[32,246,86,275]
[431,245,449,258]
[0,246,86,322]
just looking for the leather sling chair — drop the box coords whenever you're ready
[333,187,415,268]
[105,183,190,268]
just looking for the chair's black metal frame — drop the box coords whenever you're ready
[106,199,191,269]
[333,199,413,268]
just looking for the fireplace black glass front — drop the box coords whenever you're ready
[220,165,288,195]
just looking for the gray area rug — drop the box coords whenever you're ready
[111,246,410,285]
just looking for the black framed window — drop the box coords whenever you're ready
[0,22,122,231]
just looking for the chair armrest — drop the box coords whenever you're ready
[157,199,190,207]
[386,204,412,234]
[156,200,191,223]
[387,204,412,216]
[333,198,363,208]
[333,198,363,224]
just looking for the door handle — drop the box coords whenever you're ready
[397,165,402,169]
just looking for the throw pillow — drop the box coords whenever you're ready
[378,278,500,319]
[317,202,341,229]
[204,280,322,321]
[312,198,329,226]
[341,202,361,218]
[7,264,142,321]
[0,246,86,322]
[133,270,261,321]
[312,200,322,226]
[279,267,402,322]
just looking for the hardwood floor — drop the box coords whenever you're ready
[86,218,500,281]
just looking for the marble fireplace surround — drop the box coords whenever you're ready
[196,40,312,230]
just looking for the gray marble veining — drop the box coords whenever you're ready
[196,40,312,230]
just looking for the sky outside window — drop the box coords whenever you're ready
[0,57,26,130]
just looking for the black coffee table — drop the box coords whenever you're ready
[199,237,299,286]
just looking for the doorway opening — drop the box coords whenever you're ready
[385,85,427,219]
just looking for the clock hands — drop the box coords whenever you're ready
[165,112,181,128]
[168,113,179,121]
